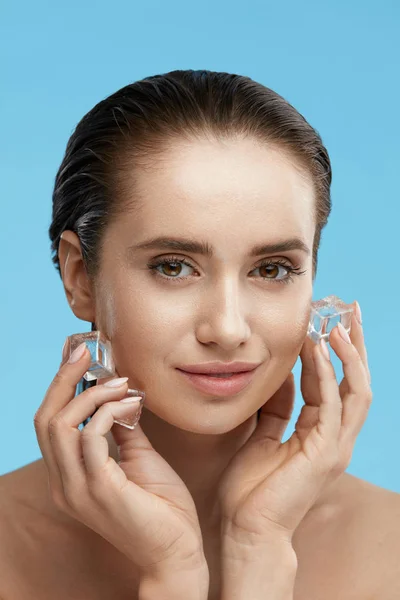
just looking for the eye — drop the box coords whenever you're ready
[148,257,195,280]
[254,261,292,281]
[147,255,307,285]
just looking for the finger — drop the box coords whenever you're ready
[299,335,321,407]
[34,342,91,502]
[310,341,342,444]
[49,379,141,488]
[298,335,324,442]
[299,301,369,407]
[59,337,69,368]
[81,399,142,475]
[53,377,130,427]
[295,403,320,443]
[110,389,145,448]
[253,373,296,445]
[329,322,373,446]
[348,302,371,385]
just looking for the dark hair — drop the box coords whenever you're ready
[50,70,332,424]
[49,69,332,284]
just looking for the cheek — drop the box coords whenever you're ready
[112,295,168,347]
[98,285,191,376]
[260,296,310,356]
[286,303,312,358]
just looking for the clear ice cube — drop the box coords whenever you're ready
[307,295,354,344]
[69,333,146,431]
[67,331,116,380]
[113,389,146,430]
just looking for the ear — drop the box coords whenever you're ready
[58,230,96,323]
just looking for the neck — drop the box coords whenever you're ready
[106,408,344,532]
[108,407,258,528]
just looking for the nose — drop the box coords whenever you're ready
[195,277,251,350]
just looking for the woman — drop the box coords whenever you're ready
[0,69,398,599]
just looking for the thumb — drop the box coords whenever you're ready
[110,397,147,449]
[111,407,194,495]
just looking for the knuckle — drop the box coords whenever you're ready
[48,413,68,435]
[33,409,45,431]
[352,350,363,363]
[301,364,315,378]
[80,428,96,444]
[81,385,103,410]
[86,402,111,423]
[84,385,100,400]
[51,370,68,389]
[325,369,337,383]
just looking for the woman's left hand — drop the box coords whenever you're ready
[217,302,372,548]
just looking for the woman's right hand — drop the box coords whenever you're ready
[33,341,208,581]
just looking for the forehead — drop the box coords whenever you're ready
[121,136,315,252]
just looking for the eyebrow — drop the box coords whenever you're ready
[128,236,311,257]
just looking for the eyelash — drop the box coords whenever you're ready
[147,255,307,285]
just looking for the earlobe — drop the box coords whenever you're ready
[58,230,96,323]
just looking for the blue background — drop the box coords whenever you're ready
[1,1,399,492]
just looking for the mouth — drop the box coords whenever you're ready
[176,367,259,397]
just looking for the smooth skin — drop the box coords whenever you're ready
[219,311,371,552]
[1,136,399,600]
[36,343,208,578]
[29,301,374,600]
[33,307,372,600]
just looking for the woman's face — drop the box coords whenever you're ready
[94,136,315,433]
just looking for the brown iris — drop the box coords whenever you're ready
[161,262,182,276]
[259,264,279,279]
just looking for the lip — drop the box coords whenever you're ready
[176,366,259,397]
[177,362,261,374]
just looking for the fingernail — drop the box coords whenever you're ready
[120,388,145,403]
[320,338,330,361]
[104,377,129,388]
[354,301,362,325]
[62,338,69,360]
[68,342,87,363]
[120,397,141,403]
[337,322,351,344]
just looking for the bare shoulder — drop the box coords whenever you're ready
[294,473,400,599]
[350,475,400,597]
[0,465,25,597]
[0,460,142,599]
[0,460,54,598]
[0,463,26,548]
